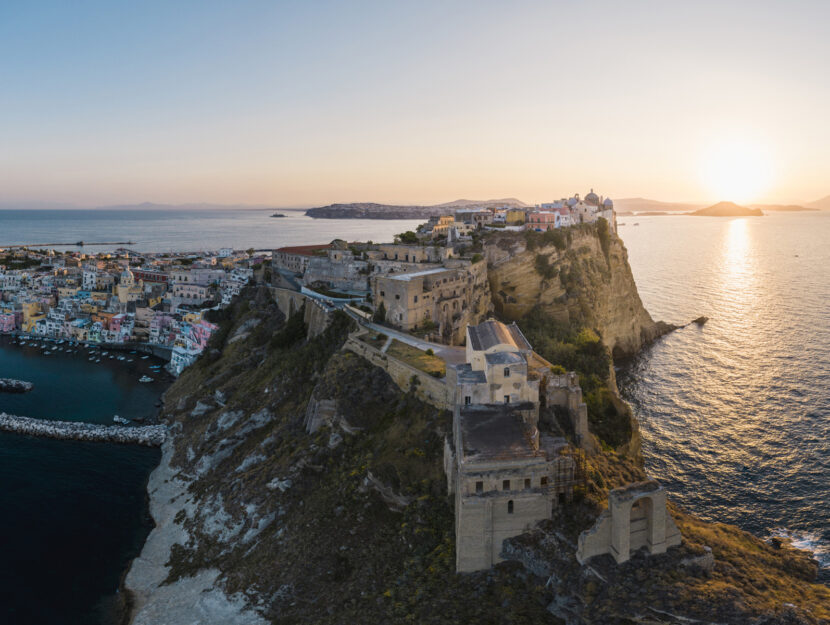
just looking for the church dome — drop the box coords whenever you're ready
[603,197,613,207]
[567,197,578,207]
[120,268,134,284]
[585,189,600,205]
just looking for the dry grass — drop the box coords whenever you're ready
[386,339,446,378]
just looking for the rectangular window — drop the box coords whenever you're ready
[524,478,531,489]
[541,476,548,487]
[414,295,418,303]
[502,479,510,490]
[464,396,471,405]
[380,291,385,297]
[504,395,510,404]
[475,481,483,493]
[507,500,514,514]
[395,294,400,299]
[504,367,510,377]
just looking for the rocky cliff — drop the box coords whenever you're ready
[124,263,829,625]
[484,223,673,359]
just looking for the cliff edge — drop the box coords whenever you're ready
[484,223,673,359]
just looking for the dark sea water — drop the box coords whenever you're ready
[0,338,169,624]
[617,212,830,581]
[0,208,425,253]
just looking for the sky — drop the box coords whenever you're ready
[0,0,828,207]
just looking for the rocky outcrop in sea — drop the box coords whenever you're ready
[0,413,166,446]
[0,378,34,393]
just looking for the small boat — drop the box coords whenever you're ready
[102,351,108,355]
[88,357,95,361]
[95,359,101,363]
[118,356,126,361]
[127,359,134,362]
[130,350,137,354]
[139,375,153,383]
[141,356,149,360]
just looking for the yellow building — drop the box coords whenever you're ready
[505,208,526,225]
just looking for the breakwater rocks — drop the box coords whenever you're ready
[0,413,166,447]
[0,378,34,393]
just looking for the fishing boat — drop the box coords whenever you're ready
[139,375,153,383]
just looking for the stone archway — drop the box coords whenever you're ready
[610,484,668,563]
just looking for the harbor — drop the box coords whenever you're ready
[0,413,166,446]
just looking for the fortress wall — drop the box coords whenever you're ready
[344,334,453,410]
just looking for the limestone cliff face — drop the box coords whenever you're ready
[484,225,671,359]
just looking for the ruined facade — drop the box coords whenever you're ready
[576,480,682,564]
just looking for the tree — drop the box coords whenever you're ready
[373,301,387,324]
[396,231,418,244]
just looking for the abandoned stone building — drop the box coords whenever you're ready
[445,403,577,571]
[445,319,579,571]
[366,243,454,264]
[371,260,490,344]
[577,480,681,564]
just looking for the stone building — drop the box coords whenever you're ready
[576,480,681,564]
[368,243,453,264]
[272,244,332,274]
[303,248,370,293]
[371,260,490,344]
[456,320,539,421]
[444,319,578,572]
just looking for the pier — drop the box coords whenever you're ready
[0,413,166,447]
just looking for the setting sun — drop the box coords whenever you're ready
[701,139,774,204]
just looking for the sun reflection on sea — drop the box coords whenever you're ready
[717,218,760,315]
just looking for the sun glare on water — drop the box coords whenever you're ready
[701,139,774,204]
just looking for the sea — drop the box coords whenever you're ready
[0,208,425,253]
[0,208,827,624]
[617,211,830,581]
[0,338,169,624]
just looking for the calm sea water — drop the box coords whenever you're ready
[0,208,425,253]
[617,212,830,580]
[0,338,169,624]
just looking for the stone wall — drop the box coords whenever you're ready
[576,480,681,564]
[344,333,454,410]
[270,287,333,339]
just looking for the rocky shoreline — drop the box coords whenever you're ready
[0,378,34,393]
[0,413,166,446]
[124,436,267,624]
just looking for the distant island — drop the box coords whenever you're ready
[750,204,818,212]
[270,212,286,218]
[305,198,527,219]
[689,201,764,217]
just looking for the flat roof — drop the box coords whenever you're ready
[459,403,539,462]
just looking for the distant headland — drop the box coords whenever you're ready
[304,198,527,219]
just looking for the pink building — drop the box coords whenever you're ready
[190,320,218,350]
[0,311,18,333]
[526,211,560,232]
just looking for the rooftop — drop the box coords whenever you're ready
[484,351,525,365]
[467,319,532,353]
[459,403,539,462]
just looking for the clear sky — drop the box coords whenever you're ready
[1,1,828,207]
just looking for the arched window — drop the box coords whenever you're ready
[507,500,514,514]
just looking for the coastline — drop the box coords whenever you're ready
[123,434,267,625]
